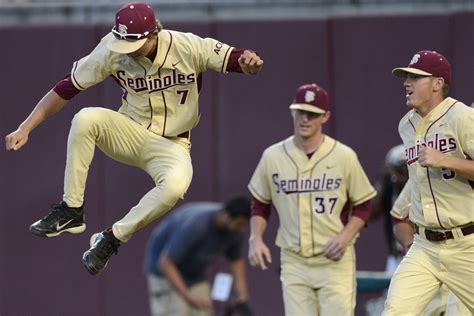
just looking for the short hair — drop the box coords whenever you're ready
[224,196,251,219]
[156,19,163,32]
[442,83,450,98]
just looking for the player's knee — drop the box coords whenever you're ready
[71,108,104,134]
[161,174,190,205]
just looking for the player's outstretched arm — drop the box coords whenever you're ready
[5,89,68,151]
[248,215,272,270]
[418,146,474,180]
[238,50,264,75]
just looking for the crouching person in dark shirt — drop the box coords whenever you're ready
[144,197,252,316]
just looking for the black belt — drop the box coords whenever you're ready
[414,223,474,242]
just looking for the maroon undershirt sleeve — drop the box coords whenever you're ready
[53,74,81,100]
[226,48,258,73]
[251,197,271,221]
[351,199,372,223]
[391,217,406,225]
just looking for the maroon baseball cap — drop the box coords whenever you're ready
[289,83,329,114]
[107,2,157,54]
[392,50,452,85]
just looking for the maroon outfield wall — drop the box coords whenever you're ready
[0,12,472,316]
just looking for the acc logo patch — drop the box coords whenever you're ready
[305,91,316,103]
[409,53,420,65]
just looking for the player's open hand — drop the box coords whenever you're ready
[238,50,264,75]
[5,128,29,151]
[418,146,446,168]
[248,237,272,270]
[324,235,349,261]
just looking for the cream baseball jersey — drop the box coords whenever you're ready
[70,30,233,137]
[248,135,376,257]
[390,178,412,220]
[399,97,474,229]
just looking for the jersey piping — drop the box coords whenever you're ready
[423,100,458,229]
[283,142,302,252]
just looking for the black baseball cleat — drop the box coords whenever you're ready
[29,202,86,237]
[82,230,120,275]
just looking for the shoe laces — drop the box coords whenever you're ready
[94,235,120,260]
[41,203,68,224]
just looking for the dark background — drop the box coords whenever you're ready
[0,12,472,316]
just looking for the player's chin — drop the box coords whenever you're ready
[297,130,314,138]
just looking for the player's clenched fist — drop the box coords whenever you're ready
[5,128,29,151]
[238,50,264,75]
[418,146,446,168]
[248,237,272,270]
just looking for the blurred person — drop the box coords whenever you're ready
[371,144,408,274]
[4,2,263,275]
[247,83,376,315]
[144,197,253,316]
[383,50,474,315]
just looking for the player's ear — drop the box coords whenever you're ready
[432,77,444,93]
[321,111,331,123]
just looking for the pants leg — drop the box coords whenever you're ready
[64,107,193,242]
[189,282,212,316]
[318,247,356,316]
[112,133,193,242]
[383,236,443,316]
[445,291,472,316]
[63,108,149,207]
[437,234,474,313]
[147,275,188,316]
[422,284,449,316]
[280,250,319,316]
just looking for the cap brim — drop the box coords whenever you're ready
[392,67,432,78]
[289,104,326,114]
[106,37,147,54]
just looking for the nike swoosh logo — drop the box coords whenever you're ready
[56,219,73,231]
[172,60,182,67]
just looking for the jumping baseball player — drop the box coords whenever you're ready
[4,2,263,276]
[247,83,376,315]
[383,50,474,315]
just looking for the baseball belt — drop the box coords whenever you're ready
[414,223,474,242]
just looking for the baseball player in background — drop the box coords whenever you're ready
[4,2,263,276]
[383,50,474,315]
[247,83,376,315]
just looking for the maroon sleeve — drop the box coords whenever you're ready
[251,197,271,221]
[392,217,406,225]
[351,200,372,223]
[226,48,258,73]
[53,74,81,100]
